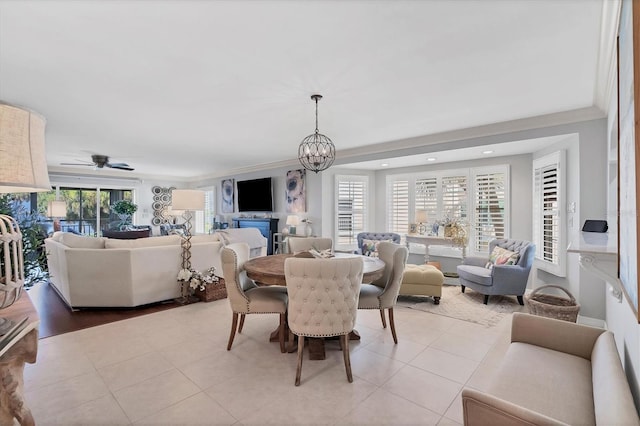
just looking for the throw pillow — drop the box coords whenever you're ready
[485,246,520,269]
[361,239,393,257]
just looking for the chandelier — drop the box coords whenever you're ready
[298,94,336,173]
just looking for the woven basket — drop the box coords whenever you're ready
[525,285,580,323]
[194,278,227,302]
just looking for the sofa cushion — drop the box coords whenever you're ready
[362,238,392,257]
[488,342,595,426]
[457,264,493,286]
[105,234,182,249]
[60,232,106,249]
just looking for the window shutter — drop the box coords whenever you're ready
[415,177,438,220]
[533,151,565,277]
[473,172,506,252]
[336,177,367,248]
[388,180,409,234]
[442,175,467,220]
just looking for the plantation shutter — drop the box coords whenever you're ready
[336,176,367,248]
[533,151,566,277]
[415,177,438,221]
[442,175,467,220]
[388,179,409,234]
[473,172,505,252]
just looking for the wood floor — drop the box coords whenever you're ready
[28,281,180,339]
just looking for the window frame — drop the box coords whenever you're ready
[334,175,369,252]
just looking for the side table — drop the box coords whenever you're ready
[0,291,39,426]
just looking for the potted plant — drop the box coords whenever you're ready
[111,200,138,230]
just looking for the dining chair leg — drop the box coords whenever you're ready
[295,335,305,386]
[238,314,246,333]
[342,334,353,383]
[227,313,238,351]
[388,308,398,344]
[379,309,387,329]
[279,313,285,353]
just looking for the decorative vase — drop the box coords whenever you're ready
[305,224,313,237]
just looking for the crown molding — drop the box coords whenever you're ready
[594,0,622,111]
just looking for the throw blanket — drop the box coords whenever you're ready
[214,229,266,249]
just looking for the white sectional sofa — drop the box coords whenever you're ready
[45,228,267,309]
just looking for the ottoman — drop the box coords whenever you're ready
[400,264,445,304]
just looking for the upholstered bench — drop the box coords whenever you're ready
[400,264,445,304]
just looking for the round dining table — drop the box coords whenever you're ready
[243,252,386,360]
[244,253,386,286]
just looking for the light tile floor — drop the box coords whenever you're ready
[24,299,514,425]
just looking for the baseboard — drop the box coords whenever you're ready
[577,315,606,328]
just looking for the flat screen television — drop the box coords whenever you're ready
[237,177,273,212]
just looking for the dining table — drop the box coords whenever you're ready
[243,252,386,360]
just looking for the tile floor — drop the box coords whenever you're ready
[24,299,513,425]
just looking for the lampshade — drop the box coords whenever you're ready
[286,215,300,226]
[416,210,428,223]
[0,102,51,193]
[47,200,66,218]
[166,206,184,216]
[171,189,205,211]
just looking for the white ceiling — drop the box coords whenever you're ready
[0,0,609,179]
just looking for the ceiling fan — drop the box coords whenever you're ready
[61,154,135,171]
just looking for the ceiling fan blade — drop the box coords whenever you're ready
[60,162,94,166]
[107,164,135,171]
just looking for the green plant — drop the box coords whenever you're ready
[0,194,49,287]
[111,199,138,215]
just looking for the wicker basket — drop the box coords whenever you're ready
[525,285,580,322]
[194,278,227,302]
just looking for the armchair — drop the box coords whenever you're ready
[456,239,535,305]
[355,232,401,255]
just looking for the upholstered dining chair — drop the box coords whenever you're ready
[456,238,535,305]
[286,237,333,254]
[285,256,364,386]
[357,242,409,344]
[221,244,288,352]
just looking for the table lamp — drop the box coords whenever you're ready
[0,102,51,332]
[286,215,299,235]
[416,210,428,235]
[171,189,205,271]
[47,200,66,232]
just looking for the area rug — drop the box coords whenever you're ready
[398,285,528,327]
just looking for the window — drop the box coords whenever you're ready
[415,177,438,221]
[335,175,367,250]
[442,175,468,220]
[388,179,409,234]
[195,186,216,234]
[473,171,506,252]
[533,151,566,277]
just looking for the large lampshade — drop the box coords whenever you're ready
[416,210,428,224]
[286,215,300,226]
[171,189,205,211]
[0,102,51,193]
[47,200,67,218]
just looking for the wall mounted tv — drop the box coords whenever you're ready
[237,177,274,212]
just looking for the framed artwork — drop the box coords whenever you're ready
[221,179,234,213]
[617,0,640,321]
[408,223,417,234]
[286,169,306,213]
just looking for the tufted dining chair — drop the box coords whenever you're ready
[357,242,409,344]
[285,256,364,386]
[286,237,333,254]
[456,238,535,305]
[221,244,288,352]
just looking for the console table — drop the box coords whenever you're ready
[0,291,39,426]
[232,218,279,255]
[405,234,461,261]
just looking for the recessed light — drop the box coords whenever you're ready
[426,157,437,162]
[381,163,389,167]
[482,150,494,155]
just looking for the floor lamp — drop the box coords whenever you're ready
[171,190,205,301]
[0,102,52,333]
[47,200,66,232]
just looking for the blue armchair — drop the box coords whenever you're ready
[456,239,535,305]
[355,232,401,255]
